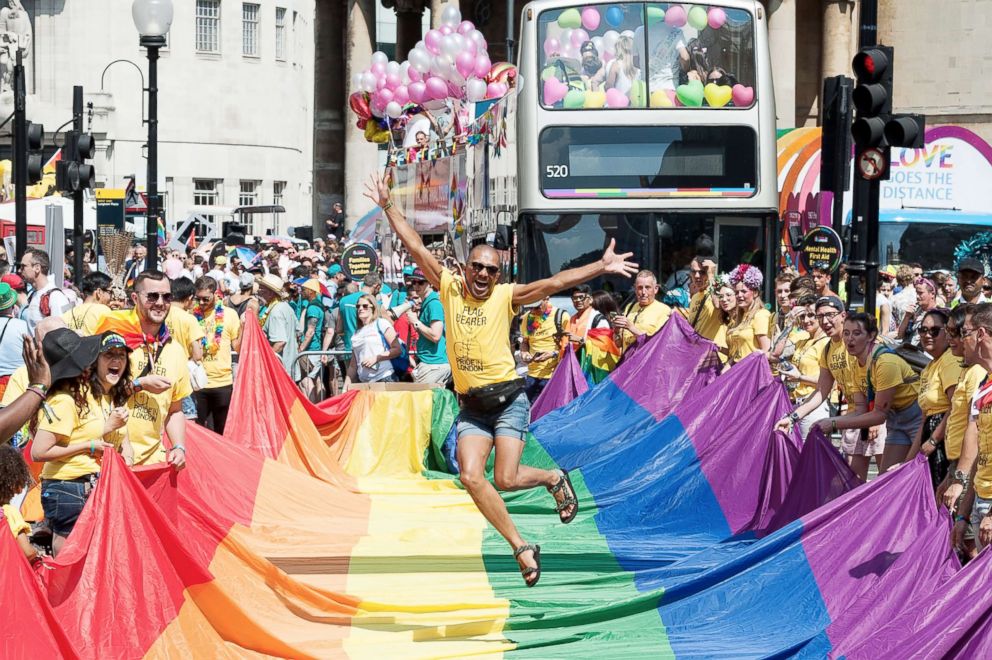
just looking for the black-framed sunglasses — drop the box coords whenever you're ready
[406,278,427,287]
[960,327,977,339]
[356,303,374,310]
[142,292,173,304]
[469,261,500,276]
[917,326,944,338]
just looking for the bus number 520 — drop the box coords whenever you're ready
[545,165,569,178]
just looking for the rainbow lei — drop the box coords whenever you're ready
[193,300,225,357]
[526,307,551,335]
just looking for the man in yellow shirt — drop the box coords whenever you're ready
[166,276,204,421]
[680,257,722,341]
[92,271,190,470]
[62,272,112,335]
[367,172,637,587]
[613,270,672,353]
[191,276,242,433]
[520,297,569,402]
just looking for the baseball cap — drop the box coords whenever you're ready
[1,273,25,291]
[215,255,228,266]
[328,264,342,276]
[406,268,428,283]
[815,295,845,313]
[402,265,415,277]
[958,257,986,276]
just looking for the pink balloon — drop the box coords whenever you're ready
[605,88,629,108]
[732,84,754,106]
[407,67,422,82]
[602,51,614,63]
[375,75,387,90]
[456,51,476,78]
[581,7,600,31]
[439,24,453,36]
[378,88,394,104]
[446,81,464,99]
[424,29,442,54]
[665,5,687,28]
[393,85,410,105]
[408,81,427,103]
[473,54,492,79]
[385,73,401,89]
[708,7,727,29]
[542,77,567,105]
[543,37,560,57]
[370,62,386,76]
[425,76,448,100]
[571,29,589,48]
[457,20,475,35]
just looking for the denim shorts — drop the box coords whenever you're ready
[41,476,97,537]
[181,395,198,420]
[885,401,923,446]
[456,391,529,442]
[971,496,992,551]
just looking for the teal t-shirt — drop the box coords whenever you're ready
[302,301,324,351]
[339,291,362,352]
[416,291,447,365]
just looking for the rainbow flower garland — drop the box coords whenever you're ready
[194,300,225,357]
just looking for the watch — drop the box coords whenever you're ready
[953,470,969,485]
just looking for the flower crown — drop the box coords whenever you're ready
[729,264,763,291]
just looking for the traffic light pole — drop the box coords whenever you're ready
[72,86,85,287]
[13,49,26,262]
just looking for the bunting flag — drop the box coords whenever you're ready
[7,311,991,657]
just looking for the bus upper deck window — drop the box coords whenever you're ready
[538,3,756,110]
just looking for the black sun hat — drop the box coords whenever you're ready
[42,330,131,387]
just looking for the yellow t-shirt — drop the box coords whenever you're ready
[165,307,206,360]
[62,302,111,335]
[726,308,772,363]
[970,378,992,499]
[522,307,570,379]
[37,390,123,481]
[127,340,193,465]
[621,300,672,352]
[790,334,828,400]
[199,306,241,388]
[947,364,986,461]
[865,351,920,411]
[918,349,963,416]
[818,338,849,389]
[1,365,27,406]
[438,269,518,394]
[3,503,29,537]
[681,291,723,342]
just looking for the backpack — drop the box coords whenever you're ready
[377,320,410,373]
[39,289,64,318]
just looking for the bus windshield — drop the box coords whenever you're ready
[538,3,756,109]
[881,221,992,272]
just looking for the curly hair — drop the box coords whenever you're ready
[0,444,31,504]
[28,357,133,436]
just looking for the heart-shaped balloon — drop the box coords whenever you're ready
[543,76,568,105]
[649,89,674,108]
[605,87,629,108]
[584,91,606,108]
[676,79,704,107]
[732,84,755,106]
[564,89,586,109]
[349,92,371,119]
[630,79,647,107]
[704,83,732,108]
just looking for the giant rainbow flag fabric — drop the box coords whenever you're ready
[4,311,991,658]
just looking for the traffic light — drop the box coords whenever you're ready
[26,121,44,184]
[850,46,893,148]
[884,113,926,149]
[56,130,96,193]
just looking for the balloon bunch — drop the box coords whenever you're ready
[349,4,516,128]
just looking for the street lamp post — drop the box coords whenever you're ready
[132,0,173,271]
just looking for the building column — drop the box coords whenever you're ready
[821,0,855,79]
[429,0,454,29]
[313,0,347,236]
[344,0,380,231]
[766,0,797,128]
[385,0,428,61]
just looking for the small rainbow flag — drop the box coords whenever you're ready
[579,326,621,385]
[157,217,168,247]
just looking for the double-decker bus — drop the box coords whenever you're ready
[512,0,777,299]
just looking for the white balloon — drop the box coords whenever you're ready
[430,54,451,77]
[603,30,619,52]
[409,48,431,73]
[360,72,377,92]
[469,29,486,48]
[351,72,363,90]
[466,77,487,102]
[371,51,388,65]
[400,61,412,80]
[561,29,574,47]
[440,4,461,27]
[385,101,403,118]
[386,61,401,77]
[442,35,460,58]
[592,36,604,52]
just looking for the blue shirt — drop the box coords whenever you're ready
[0,316,28,376]
[301,301,324,351]
[416,291,447,365]
[339,291,362,352]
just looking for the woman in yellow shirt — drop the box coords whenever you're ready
[780,295,830,436]
[724,265,771,365]
[812,312,922,474]
[32,330,133,555]
[910,309,961,488]
[712,279,737,358]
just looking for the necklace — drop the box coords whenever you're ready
[259,301,279,328]
[193,300,225,356]
[526,307,551,335]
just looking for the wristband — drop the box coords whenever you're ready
[171,445,186,453]
[27,382,48,395]
[382,200,394,211]
[25,386,46,401]
[89,440,95,456]
[954,514,968,524]
[788,411,800,424]
[132,379,143,392]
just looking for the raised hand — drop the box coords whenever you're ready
[363,171,391,209]
[23,336,50,389]
[601,238,639,278]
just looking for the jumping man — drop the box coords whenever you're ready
[366,172,638,586]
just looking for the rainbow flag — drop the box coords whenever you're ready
[6,313,989,657]
[157,217,168,247]
[579,326,621,385]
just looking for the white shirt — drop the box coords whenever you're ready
[351,318,395,383]
[21,281,70,333]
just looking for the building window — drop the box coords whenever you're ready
[272,180,286,232]
[193,179,220,236]
[195,0,221,53]
[239,180,259,207]
[275,7,286,61]
[243,3,260,57]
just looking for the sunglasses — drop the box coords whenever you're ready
[984,286,992,292]
[142,292,173,304]
[17,262,33,269]
[917,326,944,338]
[356,303,374,310]
[195,296,214,305]
[469,261,500,276]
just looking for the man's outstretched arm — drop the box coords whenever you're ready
[512,239,639,306]
[364,171,443,289]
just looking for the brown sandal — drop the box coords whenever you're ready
[549,469,579,524]
[514,543,541,587]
